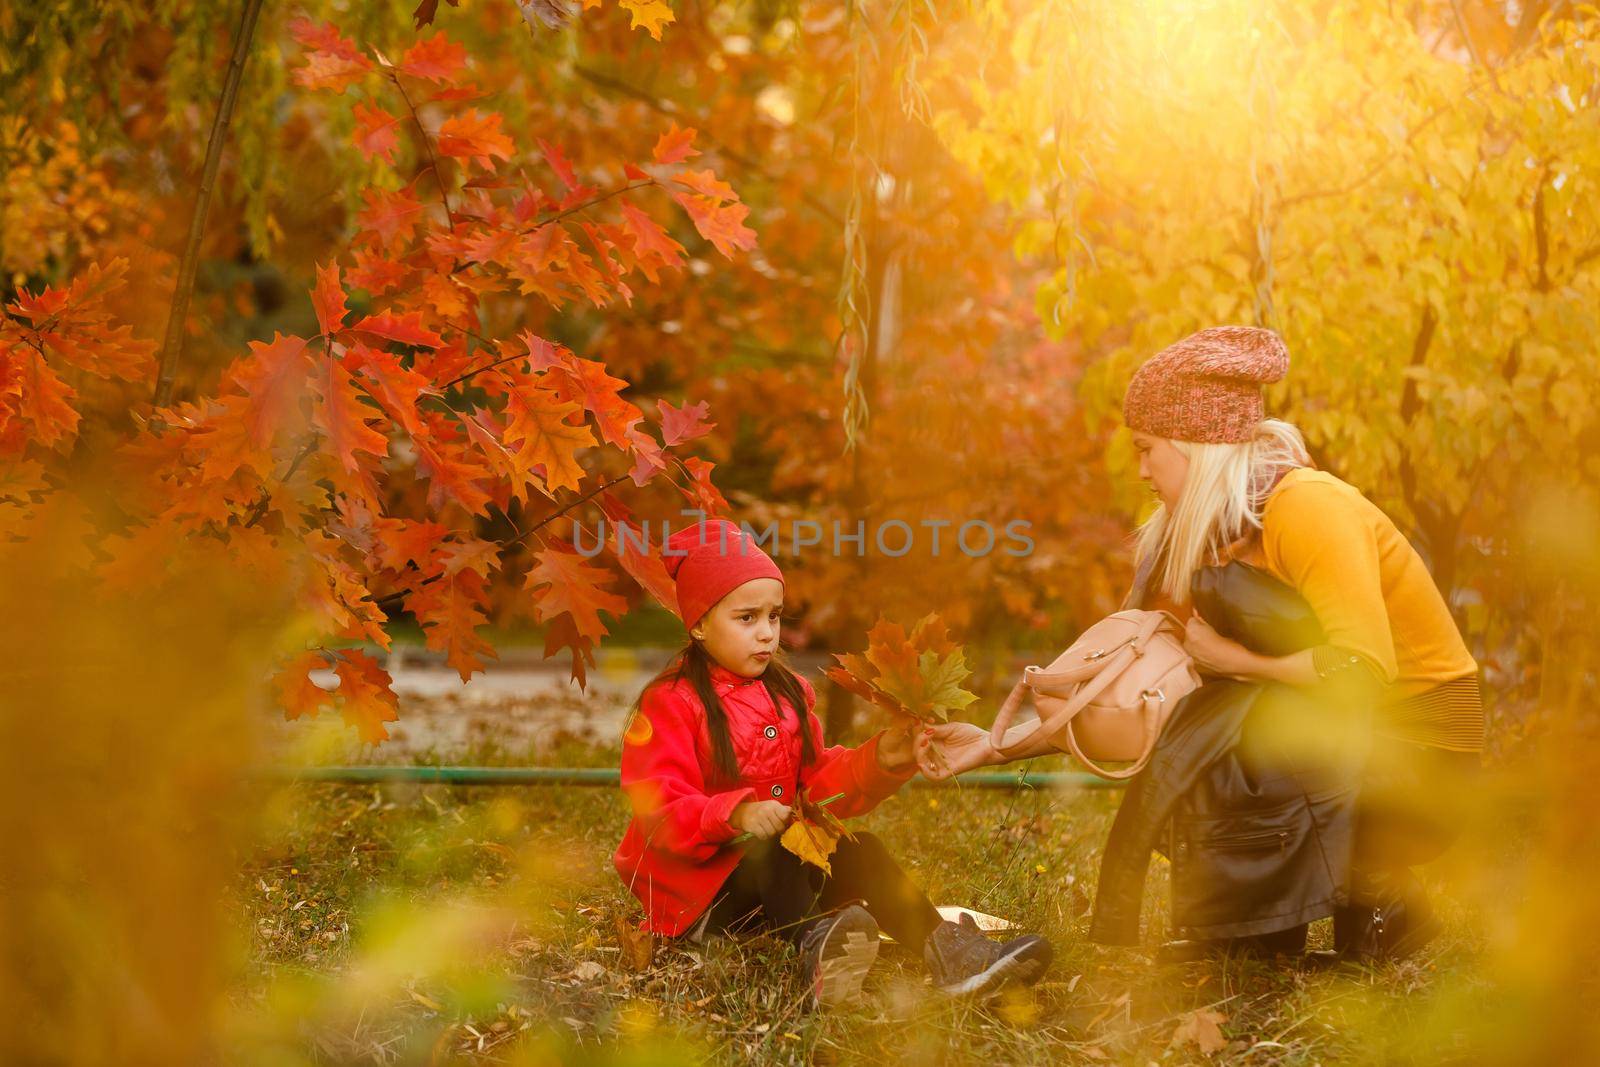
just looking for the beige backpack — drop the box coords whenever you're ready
[989,610,1200,780]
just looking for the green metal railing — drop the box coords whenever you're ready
[286,766,1124,789]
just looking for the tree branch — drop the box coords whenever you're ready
[152,0,265,408]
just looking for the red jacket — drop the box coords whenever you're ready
[613,662,916,935]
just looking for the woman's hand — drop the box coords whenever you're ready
[730,799,792,840]
[1183,614,1255,678]
[876,718,918,771]
[916,721,1000,781]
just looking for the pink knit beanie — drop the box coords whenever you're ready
[663,519,784,630]
[1122,326,1290,444]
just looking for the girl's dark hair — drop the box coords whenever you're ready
[625,641,816,784]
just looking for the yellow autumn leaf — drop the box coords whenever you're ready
[779,818,839,875]
[619,0,673,40]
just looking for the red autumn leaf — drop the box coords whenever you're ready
[617,202,685,281]
[353,101,401,163]
[352,312,445,349]
[436,109,515,169]
[542,611,597,689]
[671,192,757,258]
[623,162,652,182]
[231,333,311,449]
[374,517,449,571]
[548,356,642,449]
[6,260,155,381]
[439,536,499,578]
[524,547,629,643]
[311,262,349,335]
[503,386,595,493]
[652,123,700,166]
[413,429,494,516]
[350,345,435,437]
[289,19,373,93]
[356,186,426,249]
[539,139,584,193]
[679,456,729,516]
[658,398,714,446]
[274,651,335,721]
[332,649,401,744]
[311,352,388,473]
[398,31,467,84]
[598,493,678,610]
[411,0,459,29]
[673,168,736,202]
[626,425,669,486]
[407,568,497,682]
[12,349,79,451]
[347,246,412,294]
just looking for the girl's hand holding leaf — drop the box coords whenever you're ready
[730,799,792,840]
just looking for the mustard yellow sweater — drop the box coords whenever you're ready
[1258,468,1483,752]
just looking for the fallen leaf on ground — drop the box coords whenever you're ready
[1168,1008,1229,1054]
[570,960,605,982]
[615,912,655,971]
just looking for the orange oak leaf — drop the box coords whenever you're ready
[375,517,448,571]
[539,139,584,194]
[542,611,597,688]
[673,168,736,202]
[679,456,729,516]
[289,19,373,93]
[625,426,668,486]
[274,650,336,721]
[349,345,434,438]
[332,649,401,744]
[408,568,497,681]
[504,386,594,493]
[353,101,401,163]
[347,246,412,294]
[311,352,388,474]
[412,416,494,515]
[671,192,757,258]
[232,332,311,449]
[549,357,642,449]
[652,123,700,166]
[617,202,685,281]
[312,262,350,335]
[524,547,629,643]
[658,398,713,446]
[352,312,444,349]
[14,349,79,451]
[437,109,515,169]
[398,31,467,84]
[356,186,426,249]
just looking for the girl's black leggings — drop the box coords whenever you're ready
[703,831,942,950]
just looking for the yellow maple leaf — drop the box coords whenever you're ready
[619,0,674,41]
[779,818,839,875]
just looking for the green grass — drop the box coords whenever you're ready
[233,760,1499,1066]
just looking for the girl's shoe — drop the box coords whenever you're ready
[799,905,880,1009]
[924,913,1053,997]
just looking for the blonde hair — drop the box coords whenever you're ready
[1134,419,1311,604]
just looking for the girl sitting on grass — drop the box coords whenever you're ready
[613,519,1052,1008]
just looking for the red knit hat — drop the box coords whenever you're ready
[1122,326,1290,444]
[663,519,784,630]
